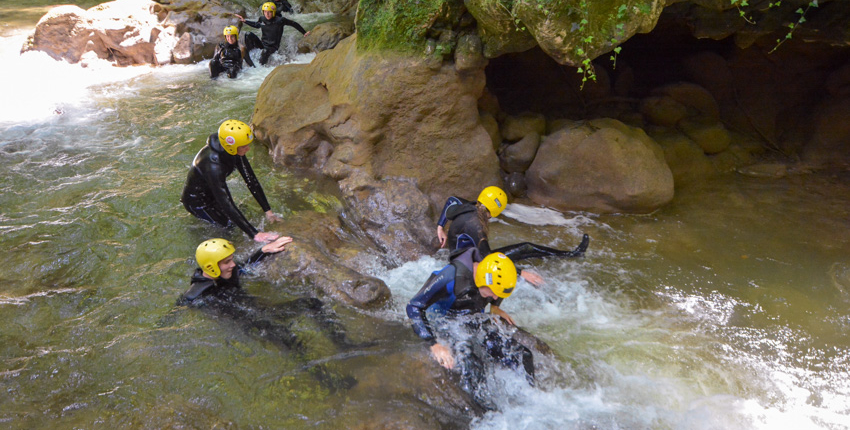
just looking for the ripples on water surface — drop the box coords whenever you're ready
[1,8,849,429]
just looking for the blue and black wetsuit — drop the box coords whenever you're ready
[180,134,272,239]
[406,248,534,381]
[242,14,306,65]
[209,41,254,79]
[437,196,589,261]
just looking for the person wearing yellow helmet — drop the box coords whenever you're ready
[436,186,589,285]
[181,119,284,242]
[406,248,534,386]
[234,2,309,65]
[180,236,292,304]
[209,25,255,79]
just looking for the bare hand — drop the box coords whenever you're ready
[491,305,515,325]
[235,14,245,22]
[253,231,280,243]
[520,269,544,287]
[437,225,447,248]
[261,236,293,253]
[430,343,454,369]
[304,31,311,37]
[265,210,283,223]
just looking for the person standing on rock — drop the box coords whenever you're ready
[209,25,254,79]
[235,2,309,66]
[406,249,535,394]
[437,186,590,285]
[181,119,283,242]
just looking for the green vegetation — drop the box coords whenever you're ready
[355,0,464,53]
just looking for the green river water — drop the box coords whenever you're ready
[1,2,849,429]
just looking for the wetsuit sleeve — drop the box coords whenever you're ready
[437,196,464,227]
[406,265,456,342]
[244,20,262,29]
[235,156,272,213]
[280,16,307,34]
[212,44,223,63]
[236,249,271,275]
[205,160,260,238]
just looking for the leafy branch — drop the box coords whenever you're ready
[769,0,819,53]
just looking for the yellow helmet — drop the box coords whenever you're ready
[223,25,239,36]
[474,252,517,299]
[196,238,236,278]
[262,2,276,13]
[477,186,508,218]
[218,119,254,155]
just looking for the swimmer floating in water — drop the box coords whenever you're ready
[178,237,357,391]
[209,25,254,79]
[181,119,283,242]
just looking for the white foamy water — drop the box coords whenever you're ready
[376,244,849,430]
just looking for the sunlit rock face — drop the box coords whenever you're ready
[252,35,500,260]
[21,0,244,66]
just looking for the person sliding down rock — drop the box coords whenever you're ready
[209,25,254,79]
[235,2,309,66]
[180,119,283,242]
[437,186,590,286]
[407,250,535,404]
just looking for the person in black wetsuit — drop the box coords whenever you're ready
[436,186,590,285]
[181,119,283,242]
[272,0,294,15]
[178,237,357,391]
[406,249,534,398]
[235,2,309,66]
[209,25,254,79]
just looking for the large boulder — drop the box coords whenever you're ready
[526,118,674,213]
[262,211,391,309]
[297,20,354,53]
[253,35,501,222]
[21,0,243,65]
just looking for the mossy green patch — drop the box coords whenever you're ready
[355,0,463,54]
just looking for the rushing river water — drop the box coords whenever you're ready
[1,3,849,429]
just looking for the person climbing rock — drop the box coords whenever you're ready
[235,2,309,66]
[406,249,535,398]
[209,25,254,79]
[437,186,590,285]
[181,119,283,242]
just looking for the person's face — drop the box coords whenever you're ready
[218,255,236,279]
[478,286,498,300]
[225,34,237,44]
[236,144,251,156]
[263,10,273,19]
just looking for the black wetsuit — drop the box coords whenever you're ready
[181,134,272,239]
[406,248,534,389]
[273,0,294,15]
[243,15,306,65]
[177,250,357,391]
[438,196,589,261]
[209,41,254,79]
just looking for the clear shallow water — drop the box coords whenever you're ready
[1,8,850,430]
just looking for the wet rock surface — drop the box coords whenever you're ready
[21,0,243,66]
